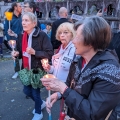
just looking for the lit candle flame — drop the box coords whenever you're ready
[11,41,14,47]
[9,40,16,50]
[44,74,56,78]
[43,59,48,66]
[41,58,48,67]
[46,75,49,78]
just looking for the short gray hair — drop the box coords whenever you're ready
[22,12,37,24]
[74,16,111,50]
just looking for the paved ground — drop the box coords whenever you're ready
[0,51,60,120]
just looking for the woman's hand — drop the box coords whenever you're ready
[26,47,35,55]
[11,51,19,59]
[42,63,51,72]
[41,77,67,94]
[46,92,58,113]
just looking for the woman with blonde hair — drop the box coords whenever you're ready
[42,22,76,83]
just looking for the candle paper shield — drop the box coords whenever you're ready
[41,58,48,67]
[8,40,16,50]
[5,12,13,21]
[43,74,56,79]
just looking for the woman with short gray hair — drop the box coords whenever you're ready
[11,12,53,120]
[22,12,37,24]
[41,16,120,120]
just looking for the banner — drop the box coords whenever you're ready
[34,0,43,2]
[71,14,83,21]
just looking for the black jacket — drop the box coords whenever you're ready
[51,18,70,49]
[108,32,120,62]
[63,50,120,120]
[16,27,54,69]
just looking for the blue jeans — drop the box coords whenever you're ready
[0,37,3,54]
[23,85,43,114]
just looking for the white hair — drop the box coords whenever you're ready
[22,12,37,24]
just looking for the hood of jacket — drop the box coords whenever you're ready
[74,49,119,72]
[21,26,40,37]
[32,27,40,37]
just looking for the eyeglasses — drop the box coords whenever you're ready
[23,6,30,8]
[59,31,71,35]
[18,5,22,7]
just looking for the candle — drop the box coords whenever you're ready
[9,40,16,50]
[41,58,48,67]
[5,12,13,30]
[43,74,56,120]
[5,12,13,21]
[43,74,56,90]
[9,21,10,30]
[43,74,56,79]
[11,41,14,49]
[8,40,16,67]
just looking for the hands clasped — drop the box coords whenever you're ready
[26,47,35,55]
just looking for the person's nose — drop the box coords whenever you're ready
[60,32,65,36]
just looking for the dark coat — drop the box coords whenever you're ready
[51,18,70,49]
[108,32,120,62]
[63,50,120,120]
[16,27,54,70]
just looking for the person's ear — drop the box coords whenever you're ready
[34,22,37,27]
[14,6,17,10]
[65,12,68,17]
[30,8,33,13]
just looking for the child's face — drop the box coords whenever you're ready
[46,25,51,31]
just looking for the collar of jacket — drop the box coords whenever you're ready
[32,27,40,37]
[13,13,21,18]
[22,27,40,37]
[77,49,119,73]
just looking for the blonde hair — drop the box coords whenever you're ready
[56,22,75,41]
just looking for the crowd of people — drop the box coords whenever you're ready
[1,1,120,120]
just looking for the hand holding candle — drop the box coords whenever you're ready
[41,58,50,71]
[43,74,56,90]
[41,58,48,67]
[8,40,16,51]
[43,74,56,120]
[9,40,16,66]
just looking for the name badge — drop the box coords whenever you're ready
[23,51,29,57]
